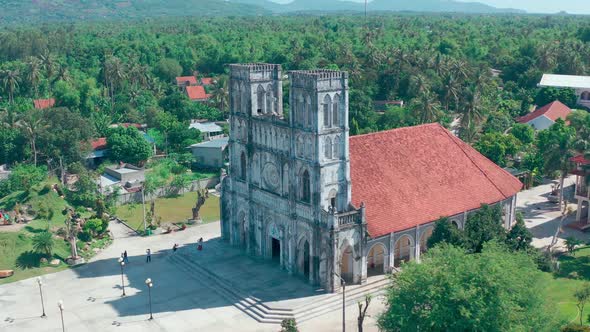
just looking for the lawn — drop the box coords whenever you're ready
[115,192,220,230]
[0,179,98,285]
[545,246,590,326]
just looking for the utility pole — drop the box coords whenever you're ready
[142,185,147,234]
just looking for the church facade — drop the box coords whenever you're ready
[220,63,522,292]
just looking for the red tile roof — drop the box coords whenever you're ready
[33,98,55,109]
[571,155,590,165]
[186,86,211,101]
[176,76,197,86]
[349,123,523,238]
[201,77,214,85]
[517,100,572,124]
[90,138,107,150]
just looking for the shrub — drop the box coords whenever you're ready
[84,218,104,237]
[561,324,590,332]
[78,231,91,242]
[32,232,54,257]
[280,318,299,332]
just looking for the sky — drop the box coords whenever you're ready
[270,0,590,14]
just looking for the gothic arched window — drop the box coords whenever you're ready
[305,95,312,126]
[257,85,266,115]
[333,135,340,159]
[323,94,332,127]
[582,91,590,101]
[332,94,340,127]
[240,152,247,180]
[325,137,333,159]
[232,82,239,113]
[301,170,311,203]
[266,85,274,114]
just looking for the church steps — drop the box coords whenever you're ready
[169,253,293,324]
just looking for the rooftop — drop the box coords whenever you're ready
[189,121,222,133]
[539,74,590,89]
[349,123,522,238]
[189,137,229,149]
[186,85,211,100]
[176,76,197,85]
[517,100,572,124]
[33,98,55,110]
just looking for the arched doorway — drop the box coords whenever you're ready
[366,243,386,276]
[394,235,413,268]
[240,216,247,249]
[420,227,434,253]
[340,243,354,283]
[451,220,460,228]
[268,223,281,264]
[297,238,311,279]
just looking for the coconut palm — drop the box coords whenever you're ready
[1,69,21,104]
[16,109,47,166]
[411,90,442,124]
[38,51,56,83]
[26,57,42,97]
[211,78,229,115]
[442,74,461,112]
[459,87,485,133]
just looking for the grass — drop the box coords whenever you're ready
[116,192,220,230]
[0,178,103,284]
[544,247,590,326]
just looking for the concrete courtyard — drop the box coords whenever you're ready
[0,220,385,332]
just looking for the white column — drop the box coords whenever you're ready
[577,198,582,222]
[414,226,421,263]
[389,232,395,271]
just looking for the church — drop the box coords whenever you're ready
[220,63,522,292]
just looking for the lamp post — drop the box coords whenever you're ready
[57,300,65,332]
[145,278,153,320]
[36,277,46,318]
[117,257,126,296]
[334,273,346,332]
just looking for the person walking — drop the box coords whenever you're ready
[123,250,129,263]
[146,248,151,263]
[197,238,203,251]
[173,244,178,253]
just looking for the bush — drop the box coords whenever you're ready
[32,231,54,257]
[84,218,104,237]
[561,324,590,332]
[280,318,299,332]
[78,231,92,242]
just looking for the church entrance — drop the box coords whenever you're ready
[367,243,386,276]
[298,239,310,279]
[340,244,354,284]
[394,235,412,268]
[271,238,281,262]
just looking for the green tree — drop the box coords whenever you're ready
[474,132,519,167]
[16,109,46,166]
[506,212,533,251]
[535,87,578,108]
[463,204,506,253]
[510,123,535,146]
[107,127,153,165]
[7,164,47,193]
[575,284,590,326]
[426,217,465,249]
[154,58,182,82]
[378,242,555,332]
[565,237,583,254]
[32,231,54,257]
[280,318,299,332]
[537,119,576,208]
[1,69,21,104]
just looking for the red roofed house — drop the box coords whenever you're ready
[185,85,211,102]
[33,98,56,110]
[85,137,109,168]
[220,64,522,292]
[200,77,214,86]
[516,100,572,130]
[175,76,198,89]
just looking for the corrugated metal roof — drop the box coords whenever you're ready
[189,122,222,133]
[539,74,590,89]
[189,137,229,149]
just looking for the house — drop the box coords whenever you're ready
[175,76,198,89]
[189,120,224,140]
[200,77,214,86]
[188,137,229,168]
[539,74,590,108]
[516,100,572,130]
[185,85,211,102]
[0,165,11,181]
[99,163,145,194]
[86,137,109,168]
[220,63,522,291]
[33,98,55,110]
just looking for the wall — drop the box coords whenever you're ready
[113,177,219,205]
[191,146,226,168]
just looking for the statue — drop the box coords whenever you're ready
[192,188,209,223]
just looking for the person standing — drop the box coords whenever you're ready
[146,248,151,263]
[172,244,178,253]
[197,238,203,251]
[123,250,129,263]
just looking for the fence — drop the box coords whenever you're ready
[113,177,219,205]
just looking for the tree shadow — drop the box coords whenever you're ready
[24,225,47,234]
[15,251,43,269]
[557,250,590,280]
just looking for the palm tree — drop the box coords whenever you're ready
[409,74,430,98]
[411,90,442,124]
[38,51,56,84]
[103,56,127,104]
[211,78,229,115]
[459,87,485,134]
[26,57,42,97]
[16,109,47,166]
[1,69,21,104]
[442,74,460,112]
[32,232,54,257]
[54,64,71,83]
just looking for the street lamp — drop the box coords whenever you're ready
[145,278,153,320]
[117,257,126,296]
[334,273,346,332]
[57,300,65,332]
[36,277,47,318]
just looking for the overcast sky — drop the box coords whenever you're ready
[270,0,590,14]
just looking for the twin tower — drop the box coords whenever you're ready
[222,63,365,290]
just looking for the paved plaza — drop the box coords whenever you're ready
[0,221,385,332]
